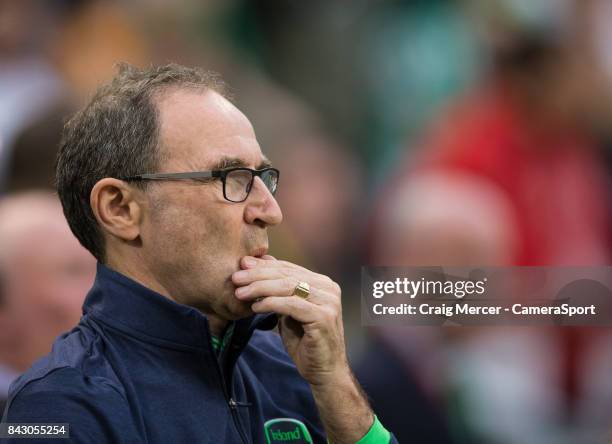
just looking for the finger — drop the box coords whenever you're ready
[241,256,306,272]
[232,266,330,288]
[235,277,296,300]
[233,264,336,294]
[251,295,321,323]
[235,277,333,303]
[239,255,277,270]
[241,256,259,269]
[232,267,289,286]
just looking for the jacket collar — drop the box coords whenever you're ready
[83,263,277,351]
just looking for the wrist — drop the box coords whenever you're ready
[307,364,352,389]
[352,416,391,444]
[310,369,374,444]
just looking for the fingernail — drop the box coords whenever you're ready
[244,257,257,267]
[235,287,248,297]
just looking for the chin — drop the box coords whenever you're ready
[223,303,253,321]
[217,285,249,319]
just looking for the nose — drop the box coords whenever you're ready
[243,177,283,227]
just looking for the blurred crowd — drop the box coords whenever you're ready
[1,0,612,443]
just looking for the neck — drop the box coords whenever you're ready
[105,256,230,338]
[106,256,168,297]
[207,315,229,338]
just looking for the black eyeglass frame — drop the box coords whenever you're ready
[121,167,280,203]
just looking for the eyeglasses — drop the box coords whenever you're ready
[121,167,279,203]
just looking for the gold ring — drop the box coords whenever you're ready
[293,281,310,299]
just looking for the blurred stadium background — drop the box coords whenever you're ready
[1,1,612,443]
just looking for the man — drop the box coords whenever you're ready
[0,191,95,413]
[2,64,396,443]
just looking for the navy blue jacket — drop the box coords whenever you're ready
[3,264,329,443]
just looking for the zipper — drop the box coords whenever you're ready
[227,395,249,444]
[211,353,250,444]
[229,399,252,408]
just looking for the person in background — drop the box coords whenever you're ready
[361,30,612,444]
[0,191,96,412]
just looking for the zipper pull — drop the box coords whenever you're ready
[229,398,252,408]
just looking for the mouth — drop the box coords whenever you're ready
[249,246,269,258]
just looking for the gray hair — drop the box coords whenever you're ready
[56,63,227,262]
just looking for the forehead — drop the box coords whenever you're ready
[155,88,264,169]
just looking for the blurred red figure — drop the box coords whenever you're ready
[416,35,610,266]
[365,34,612,443]
[408,35,612,413]
[0,191,96,409]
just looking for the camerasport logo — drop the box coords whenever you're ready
[362,267,612,326]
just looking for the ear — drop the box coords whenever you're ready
[90,178,143,242]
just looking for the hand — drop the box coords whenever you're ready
[232,255,348,386]
[232,255,375,444]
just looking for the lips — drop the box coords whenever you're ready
[249,246,269,258]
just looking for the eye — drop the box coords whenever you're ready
[225,169,253,201]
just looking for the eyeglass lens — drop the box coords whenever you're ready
[225,169,278,202]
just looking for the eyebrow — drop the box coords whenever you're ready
[212,156,273,170]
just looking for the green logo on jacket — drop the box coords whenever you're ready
[264,418,313,444]
[271,426,301,440]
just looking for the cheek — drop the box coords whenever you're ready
[147,186,250,271]
[146,201,244,268]
[148,213,200,260]
[192,211,247,280]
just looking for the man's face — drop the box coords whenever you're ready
[138,89,283,321]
